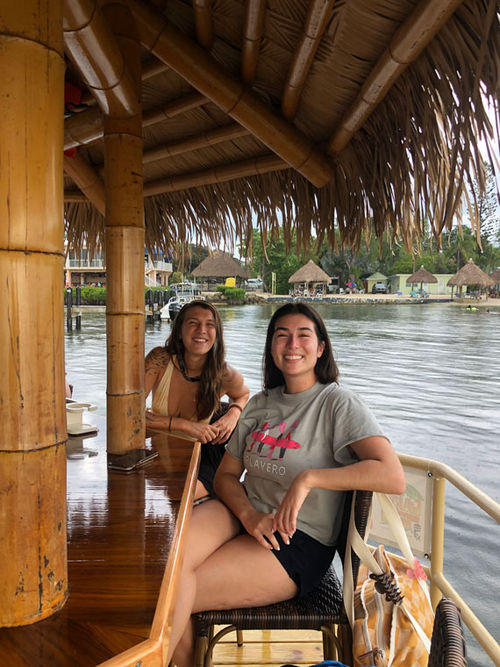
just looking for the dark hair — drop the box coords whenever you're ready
[263,303,338,389]
[165,301,225,419]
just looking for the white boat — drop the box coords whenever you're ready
[160,282,204,321]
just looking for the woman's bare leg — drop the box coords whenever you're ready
[173,533,299,667]
[194,479,210,500]
[166,499,240,665]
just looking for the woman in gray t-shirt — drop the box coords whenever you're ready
[166,303,405,667]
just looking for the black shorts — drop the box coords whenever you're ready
[197,402,232,497]
[239,523,336,597]
[197,440,226,497]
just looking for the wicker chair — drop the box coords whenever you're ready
[428,598,467,666]
[192,490,372,667]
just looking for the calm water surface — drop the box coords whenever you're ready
[66,303,500,666]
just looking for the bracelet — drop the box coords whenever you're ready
[228,403,243,414]
[168,416,173,431]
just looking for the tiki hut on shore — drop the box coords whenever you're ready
[447,259,494,298]
[490,269,500,286]
[191,250,248,286]
[289,260,331,295]
[406,266,437,295]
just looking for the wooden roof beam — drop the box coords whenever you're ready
[143,123,250,163]
[282,0,336,120]
[144,155,287,195]
[241,0,266,84]
[63,0,140,118]
[64,91,208,150]
[65,154,287,200]
[125,0,334,187]
[63,153,106,215]
[193,0,213,49]
[327,0,465,155]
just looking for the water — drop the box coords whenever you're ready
[65,303,500,666]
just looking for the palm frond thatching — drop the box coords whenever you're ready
[406,266,437,284]
[490,268,500,284]
[288,260,331,284]
[191,250,248,278]
[62,0,499,256]
[447,259,494,287]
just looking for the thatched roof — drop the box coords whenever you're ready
[63,0,499,257]
[490,268,500,284]
[367,272,387,281]
[406,266,437,284]
[191,251,248,278]
[447,259,495,288]
[289,260,330,284]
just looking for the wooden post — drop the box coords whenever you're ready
[0,1,67,625]
[103,4,145,454]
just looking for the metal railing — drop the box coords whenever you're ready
[145,260,172,272]
[66,258,105,268]
[398,453,500,665]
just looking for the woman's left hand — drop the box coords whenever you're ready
[272,471,311,538]
[210,409,239,444]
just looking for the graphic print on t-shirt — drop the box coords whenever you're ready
[247,419,301,461]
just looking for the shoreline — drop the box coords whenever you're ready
[72,293,500,313]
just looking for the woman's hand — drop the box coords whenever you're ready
[272,471,312,538]
[184,420,219,444]
[210,408,240,444]
[241,508,284,551]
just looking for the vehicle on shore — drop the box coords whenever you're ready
[372,282,388,294]
[160,282,204,321]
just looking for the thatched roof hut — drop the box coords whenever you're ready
[289,260,331,285]
[406,266,438,285]
[490,269,500,285]
[62,0,500,256]
[447,259,494,288]
[191,251,248,279]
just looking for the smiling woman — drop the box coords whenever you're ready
[144,301,249,500]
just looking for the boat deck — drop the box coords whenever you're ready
[0,415,198,666]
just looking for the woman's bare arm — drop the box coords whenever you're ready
[144,347,169,398]
[272,436,405,537]
[210,364,250,443]
[214,453,283,550]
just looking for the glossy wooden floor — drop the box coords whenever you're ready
[0,415,197,666]
[211,628,324,666]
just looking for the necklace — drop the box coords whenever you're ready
[177,354,201,382]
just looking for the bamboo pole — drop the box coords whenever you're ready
[64,91,208,150]
[193,0,213,49]
[281,0,336,119]
[63,152,106,215]
[0,0,68,625]
[143,123,250,163]
[63,0,140,118]
[327,0,464,154]
[144,154,287,195]
[124,0,334,188]
[102,3,145,455]
[241,0,266,83]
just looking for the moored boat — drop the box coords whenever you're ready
[160,282,204,321]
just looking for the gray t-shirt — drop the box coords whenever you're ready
[226,382,386,546]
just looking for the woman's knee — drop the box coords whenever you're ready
[183,500,239,569]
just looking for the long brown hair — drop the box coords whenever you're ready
[263,303,339,389]
[165,301,225,419]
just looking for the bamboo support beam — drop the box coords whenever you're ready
[144,154,287,195]
[193,0,213,49]
[0,1,67,626]
[64,91,207,150]
[327,0,465,155]
[63,152,106,215]
[143,123,250,163]
[281,0,336,120]
[142,56,169,80]
[125,0,334,187]
[63,0,140,118]
[241,0,266,83]
[102,3,145,455]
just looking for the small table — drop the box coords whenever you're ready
[0,413,200,665]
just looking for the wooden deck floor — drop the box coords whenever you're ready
[211,628,324,667]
